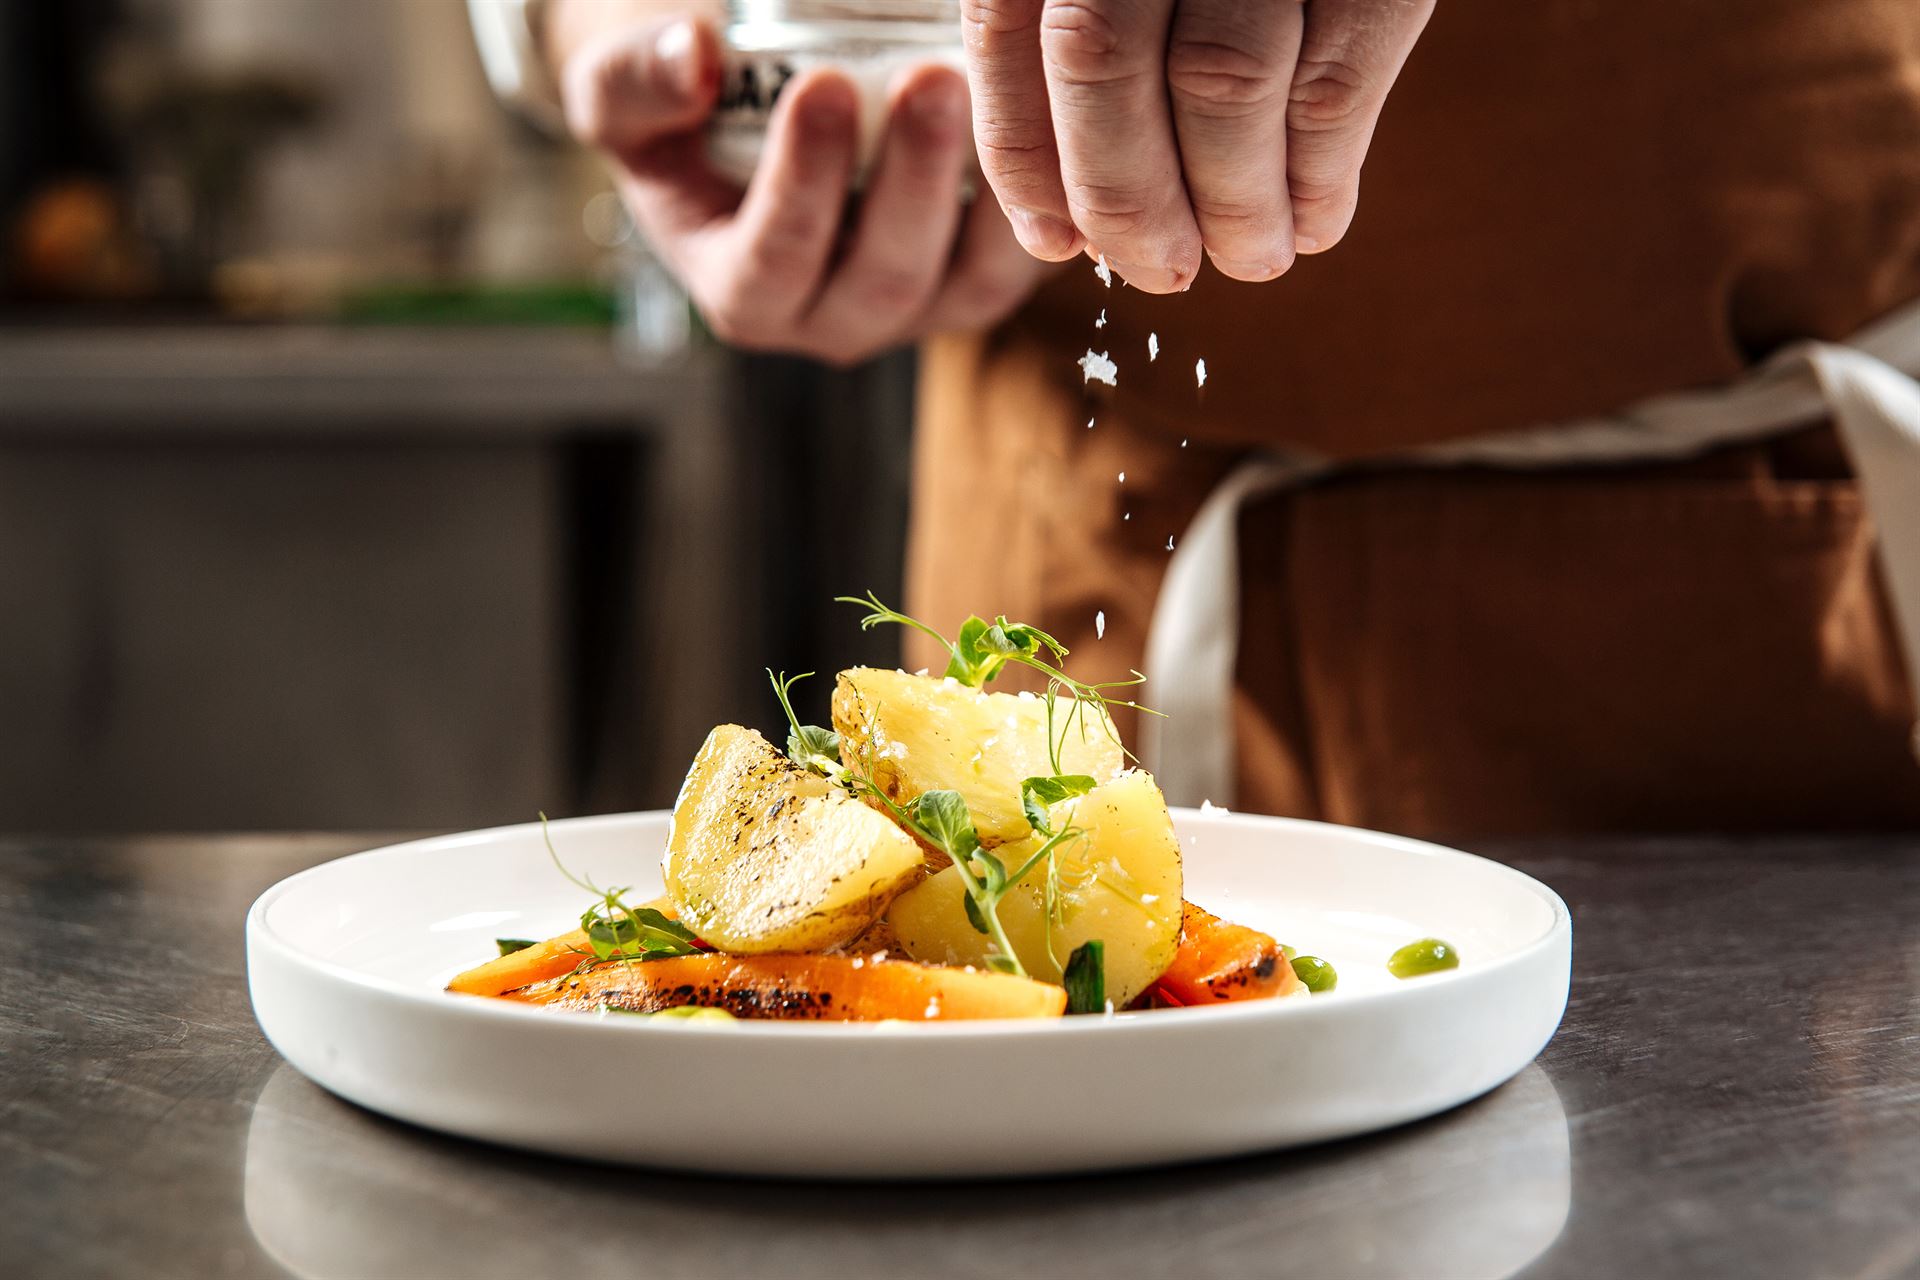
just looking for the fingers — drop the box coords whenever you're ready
[1041,0,1199,294]
[1287,0,1435,253]
[803,66,974,363]
[961,0,1087,261]
[923,190,1054,333]
[675,70,861,346]
[1167,0,1305,282]
[561,16,723,159]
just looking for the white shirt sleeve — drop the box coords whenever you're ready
[467,0,565,130]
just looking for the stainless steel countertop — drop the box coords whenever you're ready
[2,833,1915,1280]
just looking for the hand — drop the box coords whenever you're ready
[553,10,1051,366]
[961,0,1436,291]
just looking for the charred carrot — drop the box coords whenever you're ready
[1154,902,1301,1004]
[504,952,1067,1021]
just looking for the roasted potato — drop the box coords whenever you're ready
[832,667,1124,846]
[665,725,924,953]
[884,770,1183,1006]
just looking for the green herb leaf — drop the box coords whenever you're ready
[495,937,537,956]
[962,891,990,936]
[910,789,980,862]
[1020,774,1098,835]
[768,670,842,775]
[1064,940,1107,1014]
[788,723,842,772]
[947,616,996,685]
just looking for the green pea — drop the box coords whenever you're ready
[1388,938,1460,979]
[1290,955,1337,993]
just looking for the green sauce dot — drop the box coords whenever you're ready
[1290,955,1337,993]
[1388,938,1460,979]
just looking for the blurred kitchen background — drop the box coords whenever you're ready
[0,0,912,832]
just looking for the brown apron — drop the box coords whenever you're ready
[906,0,1920,835]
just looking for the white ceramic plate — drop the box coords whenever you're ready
[247,809,1571,1178]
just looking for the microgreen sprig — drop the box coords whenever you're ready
[538,813,704,971]
[768,670,842,776]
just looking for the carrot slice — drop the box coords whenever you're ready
[446,897,689,997]
[1154,902,1301,1004]
[446,928,593,996]
[504,953,1067,1021]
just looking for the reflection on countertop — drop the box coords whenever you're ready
[241,1061,1570,1280]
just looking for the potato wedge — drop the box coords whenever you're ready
[507,952,1066,1020]
[665,724,924,953]
[832,667,1124,846]
[884,770,1183,1006]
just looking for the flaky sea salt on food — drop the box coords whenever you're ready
[1079,349,1118,386]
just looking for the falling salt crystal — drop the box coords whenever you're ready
[1117,471,1126,483]
[1079,349,1118,386]
[1087,417,1095,430]
[1148,332,1160,362]
[1095,610,1107,639]
[1123,511,1132,521]
[1180,437,1189,448]
[1094,255,1113,288]
[1195,358,1209,388]
[1095,309,1108,330]
[1166,536,1175,551]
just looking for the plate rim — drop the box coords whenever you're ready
[246,808,1572,1039]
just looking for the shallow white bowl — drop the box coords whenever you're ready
[247,809,1571,1178]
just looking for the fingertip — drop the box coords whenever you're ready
[1005,205,1084,260]
[657,18,723,107]
[789,68,860,137]
[895,64,969,139]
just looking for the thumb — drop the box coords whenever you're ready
[561,16,723,159]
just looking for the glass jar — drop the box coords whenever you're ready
[709,0,967,187]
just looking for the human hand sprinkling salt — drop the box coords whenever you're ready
[548,5,1052,366]
[961,0,1436,291]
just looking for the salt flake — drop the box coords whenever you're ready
[1094,255,1113,288]
[1117,471,1126,483]
[1095,308,1108,330]
[1195,358,1209,388]
[1148,332,1160,362]
[1095,610,1107,639]
[1198,798,1232,815]
[1086,417,1095,430]
[1166,536,1175,551]
[1079,349,1118,386]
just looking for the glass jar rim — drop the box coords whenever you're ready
[728,0,962,27]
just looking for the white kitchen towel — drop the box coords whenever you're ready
[1143,299,1920,807]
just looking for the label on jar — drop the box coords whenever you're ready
[707,46,972,189]
[709,51,803,186]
